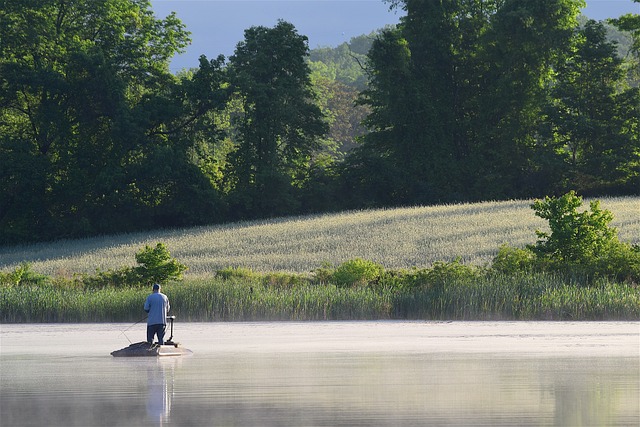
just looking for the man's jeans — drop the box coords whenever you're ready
[147,324,166,345]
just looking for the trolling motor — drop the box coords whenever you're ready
[164,315,177,346]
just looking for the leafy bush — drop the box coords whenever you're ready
[80,268,135,289]
[491,244,535,275]
[382,263,478,292]
[512,191,640,284]
[424,259,480,287]
[317,259,480,290]
[82,242,187,288]
[592,242,640,283]
[376,268,427,291]
[313,262,335,284]
[529,191,617,265]
[262,272,307,288]
[332,258,384,287]
[0,263,49,287]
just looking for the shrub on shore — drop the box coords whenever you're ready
[494,191,640,284]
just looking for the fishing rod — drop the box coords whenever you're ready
[118,315,148,344]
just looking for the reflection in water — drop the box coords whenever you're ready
[0,322,638,426]
[0,355,183,427]
[548,361,633,427]
[146,358,176,426]
[166,353,639,426]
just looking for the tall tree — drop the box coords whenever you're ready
[472,0,584,197]
[126,54,230,228]
[350,0,524,204]
[544,20,639,193]
[348,0,584,207]
[310,75,368,155]
[586,2,640,193]
[344,27,414,207]
[225,20,328,218]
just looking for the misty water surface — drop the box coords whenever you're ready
[1,321,638,426]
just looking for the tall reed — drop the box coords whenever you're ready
[2,274,638,323]
[0,284,146,323]
[168,278,395,321]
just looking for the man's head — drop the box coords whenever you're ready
[152,283,160,292]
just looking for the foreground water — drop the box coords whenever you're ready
[1,321,638,426]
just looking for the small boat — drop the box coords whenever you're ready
[111,341,192,357]
[112,316,192,357]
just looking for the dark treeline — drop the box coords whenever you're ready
[1,0,638,245]
[343,0,639,207]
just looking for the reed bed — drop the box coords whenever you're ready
[2,274,638,323]
[1,197,638,278]
[0,284,147,323]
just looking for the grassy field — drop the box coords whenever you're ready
[1,196,639,278]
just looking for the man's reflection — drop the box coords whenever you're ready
[146,358,177,426]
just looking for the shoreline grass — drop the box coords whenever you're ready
[2,273,638,323]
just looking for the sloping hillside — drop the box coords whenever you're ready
[0,197,638,277]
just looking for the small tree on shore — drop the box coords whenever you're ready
[527,191,639,282]
[81,242,188,288]
[133,243,188,286]
[529,191,618,264]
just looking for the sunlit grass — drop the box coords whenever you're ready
[0,197,638,278]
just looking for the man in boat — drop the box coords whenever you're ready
[144,283,170,345]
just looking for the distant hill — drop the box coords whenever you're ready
[308,30,382,90]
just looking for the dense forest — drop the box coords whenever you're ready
[1,0,638,244]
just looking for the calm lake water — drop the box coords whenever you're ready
[1,321,638,426]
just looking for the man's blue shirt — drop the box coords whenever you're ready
[144,292,170,325]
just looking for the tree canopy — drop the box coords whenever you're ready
[0,0,637,245]
[0,0,227,243]
[344,0,637,206]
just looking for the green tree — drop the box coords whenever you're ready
[349,0,582,205]
[344,27,414,206]
[605,3,640,192]
[543,20,639,193]
[225,20,328,218]
[308,32,375,89]
[527,191,640,282]
[608,0,640,61]
[0,0,227,243]
[133,242,188,286]
[129,54,230,228]
[470,0,583,198]
[388,0,474,203]
[310,74,368,155]
[529,191,617,263]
